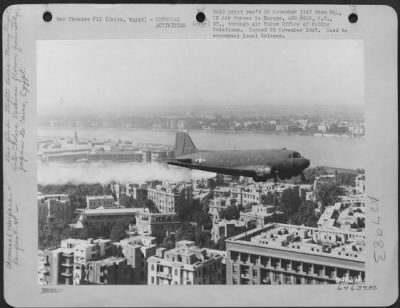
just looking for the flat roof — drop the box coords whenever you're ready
[226,223,365,263]
[37,194,69,200]
[86,195,114,200]
[83,208,143,215]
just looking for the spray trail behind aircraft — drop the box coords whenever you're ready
[37,161,213,185]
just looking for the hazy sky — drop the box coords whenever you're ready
[37,39,363,115]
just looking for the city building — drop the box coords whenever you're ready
[208,197,237,220]
[276,124,288,132]
[71,208,141,229]
[42,247,75,285]
[318,196,365,232]
[39,147,91,162]
[151,150,167,162]
[166,119,177,129]
[355,174,365,194]
[110,183,120,200]
[41,237,145,285]
[136,211,182,237]
[38,194,71,224]
[142,150,152,162]
[74,257,131,285]
[61,238,113,265]
[313,174,337,202]
[147,241,225,285]
[241,186,262,206]
[86,195,115,209]
[126,183,148,204]
[147,182,193,213]
[87,151,143,162]
[317,124,328,133]
[240,204,284,228]
[177,119,186,130]
[226,223,365,285]
[114,235,157,284]
[211,219,247,244]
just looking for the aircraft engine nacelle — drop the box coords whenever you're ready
[255,166,272,177]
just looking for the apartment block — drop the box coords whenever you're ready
[86,195,115,209]
[211,219,247,244]
[74,257,131,285]
[147,182,193,213]
[147,241,224,285]
[114,235,157,284]
[61,238,113,264]
[136,211,182,237]
[355,175,365,194]
[42,247,75,285]
[226,223,365,285]
[71,208,140,229]
[240,204,284,228]
[38,194,71,224]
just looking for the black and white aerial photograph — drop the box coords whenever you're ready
[37,39,366,286]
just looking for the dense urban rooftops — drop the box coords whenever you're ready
[149,241,224,269]
[227,223,365,262]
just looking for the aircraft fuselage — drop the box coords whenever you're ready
[168,149,310,181]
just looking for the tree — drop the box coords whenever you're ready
[207,179,216,190]
[315,182,345,207]
[61,225,89,240]
[261,192,277,205]
[175,191,197,221]
[38,182,111,212]
[289,201,319,227]
[279,188,301,216]
[144,199,159,213]
[175,223,196,242]
[160,233,176,249]
[336,173,356,186]
[217,236,226,250]
[119,195,135,208]
[302,167,328,184]
[356,217,365,229]
[194,227,211,248]
[110,217,135,242]
[192,211,210,227]
[220,205,240,220]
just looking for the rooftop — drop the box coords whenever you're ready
[83,208,143,216]
[61,238,111,249]
[226,223,365,262]
[89,256,126,266]
[86,195,114,200]
[149,241,223,269]
[37,194,69,201]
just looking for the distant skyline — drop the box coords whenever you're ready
[37,39,364,116]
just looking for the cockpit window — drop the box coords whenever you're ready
[293,152,301,158]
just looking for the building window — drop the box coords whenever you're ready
[151,264,154,271]
[151,277,154,284]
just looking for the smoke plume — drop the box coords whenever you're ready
[37,162,214,185]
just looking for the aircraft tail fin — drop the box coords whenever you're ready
[175,132,198,156]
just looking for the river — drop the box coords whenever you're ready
[38,127,365,169]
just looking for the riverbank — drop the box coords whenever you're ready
[39,125,365,139]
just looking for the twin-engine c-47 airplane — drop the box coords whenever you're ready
[167,132,311,182]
